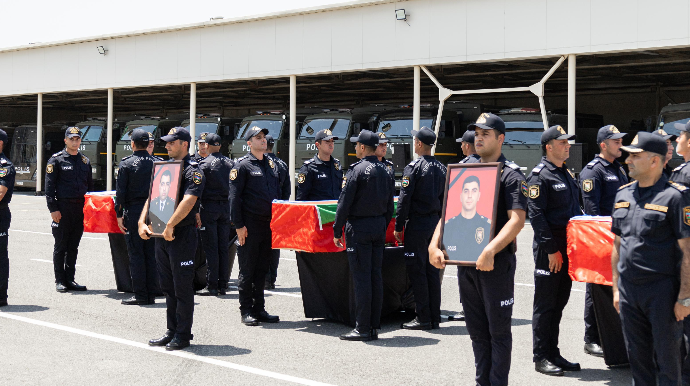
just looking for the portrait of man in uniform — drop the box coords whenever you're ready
[147,162,182,235]
[441,164,501,264]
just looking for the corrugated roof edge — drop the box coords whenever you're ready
[0,0,396,54]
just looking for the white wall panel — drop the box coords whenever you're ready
[638,0,688,43]
[247,19,277,75]
[590,0,637,47]
[200,26,225,78]
[275,16,304,72]
[114,37,137,86]
[303,13,332,71]
[43,46,62,91]
[154,34,179,84]
[95,40,116,86]
[546,0,590,53]
[223,23,250,78]
[0,54,11,94]
[58,45,80,91]
[362,2,396,67]
[394,1,430,62]
[429,0,467,62]
[25,48,45,92]
[177,30,201,82]
[466,0,505,60]
[133,35,156,83]
[331,7,363,70]
[505,0,546,54]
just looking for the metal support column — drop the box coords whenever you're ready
[413,66,420,159]
[106,88,114,191]
[36,93,43,194]
[289,75,297,200]
[189,83,197,154]
[568,54,576,137]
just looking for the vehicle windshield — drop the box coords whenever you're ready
[81,125,103,142]
[10,127,37,164]
[659,111,690,138]
[182,122,219,136]
[502,121,545,144]
[300,118,350,139]
[238,120,283,139]
[120,124,156,141]
[377,118,433,137]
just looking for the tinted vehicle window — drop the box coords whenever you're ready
[182,122,218,135]
[659,112,690,138]
[377,118,433,137]
[10,127,37,164]
[82,125,103,142]
[121,124,156,141]
[238,120,283,139]
[299,118,350,139]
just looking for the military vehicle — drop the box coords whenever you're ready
[653,102,690,169]
[0,123,17,157]
[11,124,67,189]
[114,118,182,177]
[181,114,242,157]
[74,118,129,189]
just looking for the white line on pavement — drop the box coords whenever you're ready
[280,258,297,262]
[10,229,107,240]
[443,275,585,293]
[0,312,335,386]
[228,285,302,298]
[31,258,81,267]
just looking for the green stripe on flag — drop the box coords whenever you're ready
[316,201,398,227]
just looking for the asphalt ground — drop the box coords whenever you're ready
[0,192,632,385]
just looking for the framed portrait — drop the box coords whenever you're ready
[440,162,502,266]
[146,161,183,237]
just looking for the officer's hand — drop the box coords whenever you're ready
[163,225,175,242]
[50,211,62,224]
[548,251,563,273]
[138,222,153,240]
[613,290,620,314]
[333,237,344,249]
[394,231,403,243]
[195,213,202,228]
[675,302,690,322]
[429,247,446,269]
[476,248,495,271]
[117,217,127,233]
[237,226,248,246]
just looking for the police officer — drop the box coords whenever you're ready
[146,132,157,157]
[457,129,480,163]
[115,129,160,305]
[0,129,15,307]
[334,129,394,341]
[375,132,394,176]
[393,127,446,330]
[197,133,233,296]
[654,128,678,178]
[140,127,205,351]
[578,125,627,357]
[296,129,343,201]
[229,127,281,326]
[46,126,94,293]
[265,134,290,290]
[611,132,690,385]
[193,132,211,162]
[527,125,581,376]
[430,113,526,385]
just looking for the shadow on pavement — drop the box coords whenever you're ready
[188,344,251,357]
[568,367,632,385]
[0,304,49,312]
[426,324,469,336]
[365,335,440,347]
[511,318,532,326]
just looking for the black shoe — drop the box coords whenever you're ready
[253,310,279,323]
[584,342,604,357]
[121,296,149,305]
[218,288,227,296]
[448,311,465,321]
[197,287,218,296]
[149,330,175,346]
[0,299,7,307]
[370,328,379,340]
[339,329,371,341]
[551,355,581,371]
[165,336,190,351]
[401,317,432,330]
[147,298,156,305]
[432,321,440,329]
[535,359,564,376]
[66,281,87,291]
[264,281,275,290]
[242,313,259,326]
[56,282,68,293]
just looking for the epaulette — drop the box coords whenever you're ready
[669,181,688,192]
[236,155,249,162]
[350,159,363,168]
[618,181,636,190]
[504,160,520,170]
[303,158,313,165]
[585,158,601,169]
[189,161,199,166]
[52,150,63,158]
[154,156,164,161]
[0,158,7,165]
[407,158,421,166]
[121,155,133,161]
[673,163,687,172]
[531,163,545,175]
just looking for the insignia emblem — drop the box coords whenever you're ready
[298,173,306,184]
[609,126,620,134]
[81,155,88,164]
[685,207,690,226]
[556,126,566,135]
[148,132,154,139]
[378,132,386,139]
[387,165,393,172]
[335,162,340,171]
[324,129,332,136]
[68,127,80,135]
[475,227,485,244]
[528,185,540,199]
[402,176,409,188]
[0,168,7,178]
[200,133,207,140]
[476,113,490,124]
[614,202,630,209]
[619,166,626,176]
[657,129,669,136]
[229,169,238,181]
[567,168,575,179]
[193,172,202,185]
[631,135,639,145]
[342,176,347,189]
[672,182,688,191]
[168,128,176,135]
[47,164,53,174]
[521,181,528,197]
[645,203,668,213]
[268,158,275,169]
[582,179,593,192]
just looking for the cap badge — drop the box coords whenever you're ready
[557,126,566,135]
[168,128,176,135]
[476,113,490,124]
[631,135,639,145]
[378,132,386,138]
[324,130,332,136]
[609,126,620,133]
[148,132,154,139]
[201,133,207,139]
[657,129,669,136]
[69,127,80,134]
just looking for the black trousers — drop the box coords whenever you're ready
[237,216,272,315]
[459,252,515,386]
[0,208,10,301]
[52,199,84,284]
[532,241,572,362]
[684,318,690,385]
[584,283,600,345]
[403,216,440,324]
[619,277,682,386]
[267,249,280,285]
[124,204,158,300]
[200,201,231,290]
[345,216,386,332]
[155,225,197,341]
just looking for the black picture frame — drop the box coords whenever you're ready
[146,160,183,237]
[440,162,502,266]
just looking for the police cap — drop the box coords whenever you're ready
[197,132,210,143]
[596,125,626,144]
[265,134,275,146]
[376,132,389,144]
[244,126,269,141]
[620,131,668,157]
[541,125,576,144]
[468,113,506,135]
[161,127,192,143]
[349,129,379,147]
[130,129,150,142]
[411,126,436,146]
[456,130,475,144]
[653,128,677,142]
[0,129,9,145]
[315,129,338,142]
[205,133,221,146]
[65,127,82,138]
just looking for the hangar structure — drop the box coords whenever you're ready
[3,0,690,195]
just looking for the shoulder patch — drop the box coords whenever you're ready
[46,164,54,174]
[670,181,688,192]
[193,172,203,185]
[684,207,690,226]
[81,155,89,164]
[674,163,687,172]
[189,161,198,166]
[298,173,306,184]
[585,158,601,169]
[230,169,238,181]
[402,176,410,188]
[521,181,528,197]
[582,179,594,192]
[618,181,635,190]
[303,158,313,165]
[528,184,540,199]
[52,151,63,157]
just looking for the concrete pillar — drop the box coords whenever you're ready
[413,66,420,160]
[568,54,576,137]
[189,82,196,154]
[106,88,113,191]
[289,75,297,200]
[36,93,43,194]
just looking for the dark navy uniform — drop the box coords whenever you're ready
[115,150,160,303]
[229,152,281,317]
[527,157,582,363]
[460,153,481,164]
[613,177,690,385]
[45,149,94,286]
[0,151,15,305]
[154,154,205,342]
[671,162,690,186]
[265,152,290,289]
[334,155,395,334]
[395,155,446,326]
[443,213,491,262]
[578,155,628,350]
[296,154,343,201]
[198,152,233,292]
[457,155,525,385]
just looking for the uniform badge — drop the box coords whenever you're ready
[521,181,528,197]
[567,168,575,179]
[378,132,387,139]
[46,164,54,174]
[402,176,409,188]
[298,173,306,184]
[193,172,202,185]
[556,126,566,135]
[475,227,484,244]
[341,176,347,189]
[476,113,489,124]
[230,169,238,181]
[335,162,340,171]
[631,135,639,145]
[268,158,275,169]
[619,166,626,176]
[528,185,540,199]
[684,207,690,226]
[0,168,7,178]
[387,165,393,173]
[609,125,620,134]
[582,179,593,192]
[168,128,177,135]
